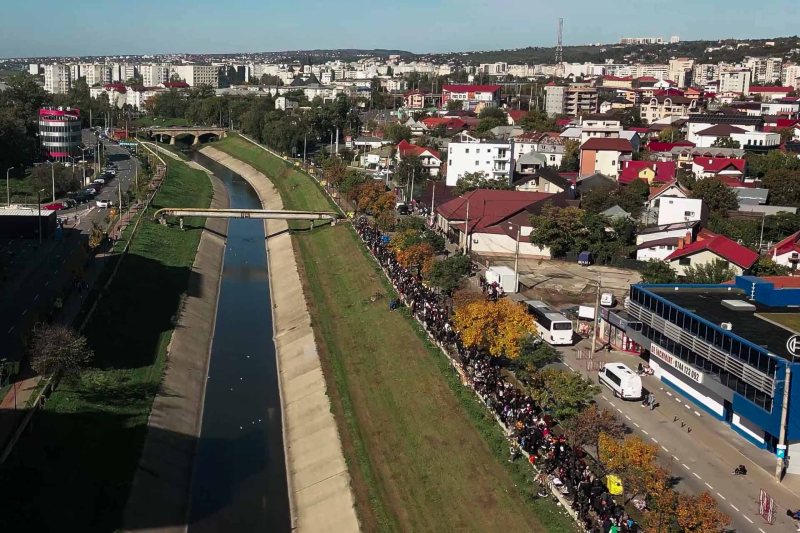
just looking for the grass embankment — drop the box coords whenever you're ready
[0,159,212,532]
[213,135,575,532]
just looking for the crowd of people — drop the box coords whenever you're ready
[354,217,641,533]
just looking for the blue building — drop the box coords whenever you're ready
[616,276,800,473]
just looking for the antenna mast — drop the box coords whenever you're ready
[556,18,564,65]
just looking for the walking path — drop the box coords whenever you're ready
[199,146,359,533]
[122,167,229,532]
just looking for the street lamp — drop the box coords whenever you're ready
[508,221,521,293]
[80,146,90,186]
[6,166,14,206]
[37,188,45,245]
[588,276,602,356]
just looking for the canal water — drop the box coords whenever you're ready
[187,151,291,532]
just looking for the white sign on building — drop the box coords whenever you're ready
[650,343,704,384]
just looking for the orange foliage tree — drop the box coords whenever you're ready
[354,181,385,213]
[675,491,731,532]
[599,433,667,504]
[372,191,397,230]
[453,299,534,358]
[396,242,434,275]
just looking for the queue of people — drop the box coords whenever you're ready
[355,217,639,533]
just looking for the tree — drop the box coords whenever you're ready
[641,260,677,284]
[384,123,412,143]
[617,108,643,128]
[761,168,800,207]
[0,73,50,169]
[599,434,666,504]
[396,242,435,275]
[453,299,535,358]
[657,127,684,142]
[529,205,586,257]
[478,107,507,121]
[691,177,738,214]
[563,405,625,459]
[528,368,599,421]
[354,181,385,213]
[676,167,696,190]
[390,228,423,251]
[372,191,397,231]
[751,256,791,276]
[29,323,94,378]
[446,99,463,111]
[746,150,800,179]
[519,109,558,132]
[711,136,741,149]
[394,155,424,186]
[88,222,104,249]
[517,335,561,370]
[396,216,427,233]
[683,258,738,283]
[559,139,580,172]
[427,255,472,294]
[475,117,504,135]
[454,171,511,195]
[675,491,731,532]
[29,164,80,196]
[323,157,348,188]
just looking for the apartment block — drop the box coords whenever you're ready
[44,63,71,94]
[545,83,598,117]
[170,65,219,88]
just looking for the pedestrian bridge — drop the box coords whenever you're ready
[153,207,340,224]
[144,126,228,145]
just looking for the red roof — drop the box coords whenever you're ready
[769,230,800,257]
[648,140,695,152]
[666,235,759,269]
[749,86,793,93]
[603,75,632,81]
[421,117,467,130]
[636,76,659,83]
[580,138,634,152]
[647,179,690,201]
[442,84,501,93]
[692,156,746,174]
[396,139,441,160]
[777,118,800,129]
[555,118,573,128]
[618,161,677,185]
[104,83,127,93]
[628,127,650,134]
[695,124,747,136]
[163,81,190,89]
[436,189,554,233]
[508,110,527,124]
[755,276,800,289]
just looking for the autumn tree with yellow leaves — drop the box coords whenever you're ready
[396,242,435,275]
[675,491,731,532]
[453,299,534,358]
[599,434,669,505]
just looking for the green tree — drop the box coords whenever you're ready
[528,368,599,421]
[761,168,800,206]
[396,215,427,232]
[427,255,472,294]
[676,168,696,190]
[683,258,738,283]
[657,127,684,142]
[641,260,677,283]
[745,150,800,179]
[691,177,739,214]
[29,323,94,378]
[519,109,558,132]
[29,164,80,196]
[0,73,50,169]
[454,171,511,195]
[751,257,791,276]
[384,123,412,143]
[559,139,580,172]
[517,335,561,370]
[446,99,463,111]
[478,107,507,120]
[475,117,504,135]
[529,205,586,257]
[711,136,741,149]
[394,155,425,186]
[617,107,643,128]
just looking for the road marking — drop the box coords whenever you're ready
[676,398,682,403]
[650,437,658,443]
[565,364,573,370]
[625,415,631,420]
[743,515,753,524]
[682,463,691,470]
[34,294,39,301]
[45,281,49,286]
[661,445,669,452]
[7,326,14,334]
[672,455,679,461]
[685,404,691,409]
[616,408,623,413]
[694,411,701,417]
[666,391,672,396]
[642,429,649,435]
[633,422,640,427]
[705,482,714,490]
[693,472,701,479]
[730,504,739,512]
[21,309,27,316]
[717,492,726,500]
[759,528,767,533]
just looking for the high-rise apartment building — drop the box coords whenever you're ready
[141,64,170,87]
[782,64,800,90]
[44,64,71,94]
[545,83,598,117]
[719,69,752,94]
[744,57,783,84]
[170,65,219,87]
[692,64,720,86]
[38,107,81,161]
[668,58,694,88]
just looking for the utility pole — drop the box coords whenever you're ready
[6,166,14,206]
[51,163,56,203]
[776,358,793,480]
[511,223,521,293]
[303,133,307,166]
[464,200,470,253]
[335,126,339,156]
[409,167,415,205]
[590,276,601,356]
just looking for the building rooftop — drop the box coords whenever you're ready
[649,286,798,360]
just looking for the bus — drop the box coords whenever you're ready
[525,300,574,346]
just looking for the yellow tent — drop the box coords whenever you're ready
[606,474,624,495]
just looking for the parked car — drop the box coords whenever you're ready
[94,177,106,185]
[43,202,65,210]
[62,199,76,208]
[96,199,110,208]
[600,293,616,307]
[75,194,92,204]
[84,187,99,196]
[396,204,410,215]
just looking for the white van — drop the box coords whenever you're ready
[598,362,642,400]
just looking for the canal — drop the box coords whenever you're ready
[187,151,291,532]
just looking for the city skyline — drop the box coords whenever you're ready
[2,0,800,58]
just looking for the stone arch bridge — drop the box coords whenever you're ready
[144,126,228,145]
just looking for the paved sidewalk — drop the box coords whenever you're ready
[123,168,229,533]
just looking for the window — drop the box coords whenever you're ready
[449,159,452,166]
[476,149,480,154]
[679,257,691,265]
[465,148,470,154]
[475,161,479,166]
[684,211,694,217]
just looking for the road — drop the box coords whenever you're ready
[0,132,139,366]
[557,339,800,532]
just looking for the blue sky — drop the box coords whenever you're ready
[3,0,799,58]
